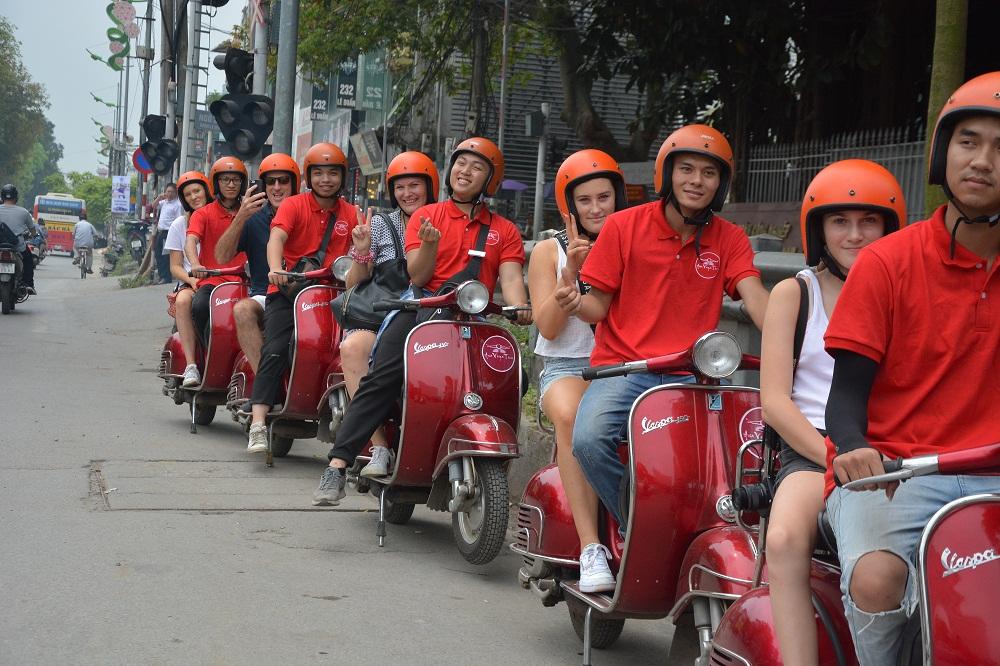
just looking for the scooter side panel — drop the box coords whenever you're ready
[227,352,254,410]
[677,526,756,599]
[203,282,247,391]
[160,332,186,377]
[517,464,580,562]
[919,495,1000,666]
[281,285,339,418]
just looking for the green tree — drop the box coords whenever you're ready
[14,119,64,203]
[66,172,112,231]
[0,16,50,180]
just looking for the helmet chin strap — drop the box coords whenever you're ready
[667,196,713,257]
[947,196,1000,259]
[820,248,848,281]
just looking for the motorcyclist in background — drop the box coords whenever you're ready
[0,184,38,295]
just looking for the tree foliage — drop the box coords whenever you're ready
[67,172,112,231]
[14,119,65,204]
[0,16,51,182]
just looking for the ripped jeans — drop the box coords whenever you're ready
[826,474,1000,666]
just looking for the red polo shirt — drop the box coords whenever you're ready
[580,200,759,366]
[823,206,1000,490]
[186,200,247,288]
[404,199,524,295]
[269,192,359,294]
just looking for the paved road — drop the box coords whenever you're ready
[0,256,674,665]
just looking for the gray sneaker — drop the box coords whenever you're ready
[359,446,394,478]
[312,467,346,506]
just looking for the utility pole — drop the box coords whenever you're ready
[179,0,202,174]
[467,0,488,136]
[252,3,268,95]
[273,0,299,153]
[137,0,154,215]
[532,103,549,240]
[497,0,510,151]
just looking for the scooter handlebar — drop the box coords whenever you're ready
[582,360,649,381]
[277,266,334,282]
[372,299,418,312]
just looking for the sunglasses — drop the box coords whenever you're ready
[264,175,292,186]
[218,175,242,186]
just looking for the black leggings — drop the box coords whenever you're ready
[191,285,214,347]
[250,292,295,407]
[327,310,417,465]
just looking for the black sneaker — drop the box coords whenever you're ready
[312,467,346,506]
[25,286,36,295]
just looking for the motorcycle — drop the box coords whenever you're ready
[226,257,353,466]
[100,241,124,278]
[0,234,30,315]
[158,266,248,433]
[122,219,151,263]
[27,240,43,267]
[711,441,1000,666]
[342,281,527,566]
[512,331,762,664]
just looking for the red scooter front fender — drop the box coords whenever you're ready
[674,525,758,611]
[432,413,519,478]
[514,464,580,564]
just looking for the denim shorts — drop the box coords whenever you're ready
[537,355,590,399]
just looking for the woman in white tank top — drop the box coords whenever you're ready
[760,160,907,665]
[527,149,627,593]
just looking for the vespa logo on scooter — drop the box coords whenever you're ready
[301,300,331,312]
[640,415,691,434]
[481,335,516,373]
[941,546,1000,578]
[414,341,449,355]
[214,297,236,307]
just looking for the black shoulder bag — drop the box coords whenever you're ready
[332,214,410,331]
[415,214,492,324]
[278,210,337,301]
[762,276,809,451]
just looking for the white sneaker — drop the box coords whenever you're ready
[247,422,268,453]
[359,446,394,478]
[181,364,201,387]
[578,543,616,593]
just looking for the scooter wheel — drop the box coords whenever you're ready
[452,458,508,565]
[193,404,217,426]
[270,435,294,458]
[567,597,625,650]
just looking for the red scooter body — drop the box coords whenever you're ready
[158,275,247,432]
[226,264,350,464]
[348,282,523,565]
[514,332,761,662]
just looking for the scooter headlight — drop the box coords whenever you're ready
[456,280,490,315]
[692,331,742,379]
[331,255,352,282]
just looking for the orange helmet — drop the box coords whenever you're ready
[209,156,248,199]
[386,151,439,208]
[303,142,348,191]
[555,149,627,225]
[929,71,1000,195]
[447,137,504,198]
[653,124,734,211]
[176,170,213,212]
[259,152,301,194]
[800,159,906,267]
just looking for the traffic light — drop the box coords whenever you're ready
[139,114,179,175]
[213,47,254,95]
[209,94,274,159]
[547,137,568,169]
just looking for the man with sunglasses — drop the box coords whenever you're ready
[215,153,301,376]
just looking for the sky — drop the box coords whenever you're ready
[4,0,245,175]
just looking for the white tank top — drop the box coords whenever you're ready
[533,238,595,359]
[790,269,834,430]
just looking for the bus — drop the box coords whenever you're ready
[33,193,87,254]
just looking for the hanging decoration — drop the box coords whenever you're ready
[86,1,141,72]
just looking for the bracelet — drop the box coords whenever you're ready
[349,247,375,264]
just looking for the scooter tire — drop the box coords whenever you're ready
[452,458,508,566]
[193,404,217,426]
[567,597,626,649]
[270,435,294,458]
[1,283,13,314]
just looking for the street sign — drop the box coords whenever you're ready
[311,72,332,121]
[359,50,387,111]
[111,176,131,214]
[132,148,153,175]
[194,108,217,134]
[349,129,383,176]
[335,57,358,109]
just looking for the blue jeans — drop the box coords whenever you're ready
[571,373,695,527]
[826,474,1000,666]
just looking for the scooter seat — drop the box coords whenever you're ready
[816,509,838,556]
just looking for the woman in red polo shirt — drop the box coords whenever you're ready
[760,160,905,666]
[312,137,531,506]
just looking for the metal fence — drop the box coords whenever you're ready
[743,127,927,223]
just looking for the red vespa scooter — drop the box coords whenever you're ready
[344,280,526,565]
[513,331,763,664]
[711,442,1000,666]
[226,257,353,466]
[158,266,248,433]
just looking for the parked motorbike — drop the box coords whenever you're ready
[100,241,124,277]
[122,219,151,263]
[226,257,353,466]
[0,237,30,315]
[513,331,762,664]
[341,281,526,566]
[158,266,248,432]
[711,441,1000,666]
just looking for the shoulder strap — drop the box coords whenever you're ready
[792,276,809,368]
[379,213,405,258]
[313,209,338,264]
[447,212,492,284]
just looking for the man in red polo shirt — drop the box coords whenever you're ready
[554,125,768,558]
[246,143,359,452]
[312,137,531,505]
[182,156,249,387]
[823,74,1000,665]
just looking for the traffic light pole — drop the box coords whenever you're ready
[178,0,202,174]
[273,0,299,154]
[532,103,549,240]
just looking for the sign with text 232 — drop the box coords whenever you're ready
[335,58,358,109]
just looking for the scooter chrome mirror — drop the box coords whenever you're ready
[692,331,741,379]
[331,255,352,282]
[456,280,490,314]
